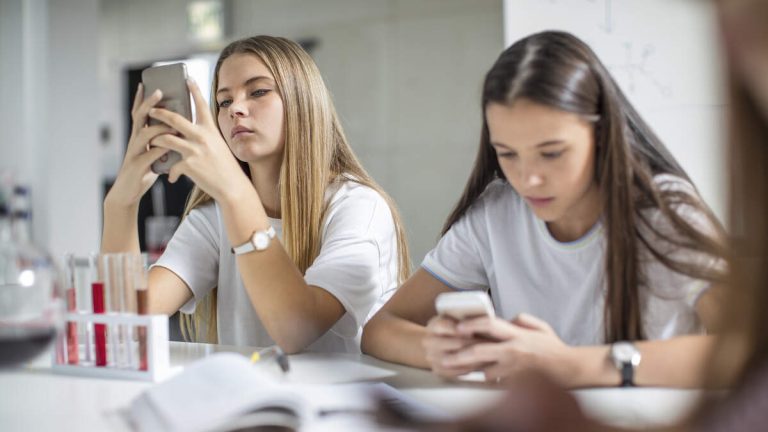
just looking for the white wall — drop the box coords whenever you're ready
[0,0,101,259]
[99,0,505,265]
[0,0,47,242]
[503,0,727,221]
[46,0,101,258]
[3,0,727,267]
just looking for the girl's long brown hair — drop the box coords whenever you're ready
[180,36,411,343]
[444,31,727,343]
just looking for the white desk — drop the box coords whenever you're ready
[0,342,701,431]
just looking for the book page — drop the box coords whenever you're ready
[126,352,306,432]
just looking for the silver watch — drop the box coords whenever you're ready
[610,341,641,387]
[231,226,276,255]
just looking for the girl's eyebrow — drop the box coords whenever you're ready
[490,140,565,150]
[536,140,565,148]
[216,75,274,95]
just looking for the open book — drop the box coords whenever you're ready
[124,352,450,431]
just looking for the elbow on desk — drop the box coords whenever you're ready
[266,320,329,355]
[270,331,314,355]
[360,313,385,357]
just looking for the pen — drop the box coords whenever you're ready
[250,345,290,373]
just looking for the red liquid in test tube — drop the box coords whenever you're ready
[92,282,106,367]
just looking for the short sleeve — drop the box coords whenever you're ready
[304,185,398,337]
[421,199,489,291]
[152,204,219,314]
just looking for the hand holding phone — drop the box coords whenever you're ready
[141,63,193,174]
[435,291,495,321]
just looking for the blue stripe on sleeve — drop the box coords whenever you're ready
[421,264,470,291]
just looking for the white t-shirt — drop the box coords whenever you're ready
[154,179,400,353]
[422,175,721,345]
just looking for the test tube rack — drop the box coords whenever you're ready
[52,312,171,382]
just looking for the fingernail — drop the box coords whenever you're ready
[187,78,196,85]
[153,89,162,97]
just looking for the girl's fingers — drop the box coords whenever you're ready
[127,125,176,156]
[512,313,553,333]
[482,360,544,386]
[130,84,143,118]
[457,316,517,340]
[442,342,501,368]
[131,89,163,136]
[422,335,471,354]
[129,84,144,138]
[135,146,170,170]
[187,79,213,126]
[148,107,199,139]
[150,132,190,157]
[427,315,459,337]
[167,162,184,184]
[482,363,510,384]
[433,366,477,379]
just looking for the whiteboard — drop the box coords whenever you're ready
[503,0,727,220]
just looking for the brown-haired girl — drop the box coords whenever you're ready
[363,30,726,388]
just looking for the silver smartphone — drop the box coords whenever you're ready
[141,63,193,175]
[435,291,495,321]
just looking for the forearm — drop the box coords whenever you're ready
[566,335,715,388]
[239,244,337,353]
[362,311,431,369]
[101,198,141,253]
[218,185,338,353]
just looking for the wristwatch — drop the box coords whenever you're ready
[610,341,642,387]
[231,226,276,255]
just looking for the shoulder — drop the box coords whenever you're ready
[182,201,218,225]
[645,174,717,234]
[184,201,220,228]
[322,177,394,236]
[327,176,388,207]
[326,177,390,218]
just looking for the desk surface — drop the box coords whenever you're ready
[0,342,701,431]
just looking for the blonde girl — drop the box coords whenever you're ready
[102,35,409,353]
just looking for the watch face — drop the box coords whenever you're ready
[254,232,270,250]
[612,342,641,365]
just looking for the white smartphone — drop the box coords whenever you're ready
[141,63,193,175]
[435,291,495,321]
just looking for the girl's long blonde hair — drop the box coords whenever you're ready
[180,35,411,342]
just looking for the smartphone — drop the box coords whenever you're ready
[435,291,495,321]
[141,63,193,174]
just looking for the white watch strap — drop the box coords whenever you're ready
[232,226,276,255]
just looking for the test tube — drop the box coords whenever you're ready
[64,253,79,365]
[103,254,125,368]
[90,253,107,367]
[121,253,140,370]
[126,253,148,371]
[73,256,93,364]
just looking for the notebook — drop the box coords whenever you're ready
[123,352,450,431]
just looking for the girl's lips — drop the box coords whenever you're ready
[526,196,555,207]
[230,126,254,139]
[231,130,253,139]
